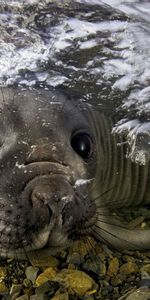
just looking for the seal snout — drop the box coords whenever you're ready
[23,169,75,226]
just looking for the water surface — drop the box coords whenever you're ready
[0,0,150,162]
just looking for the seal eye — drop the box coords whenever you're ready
[71,132,93,160]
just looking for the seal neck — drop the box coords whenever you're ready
[93,113,149,208]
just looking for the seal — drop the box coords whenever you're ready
[0,86,97,258]
[0,86,149,258]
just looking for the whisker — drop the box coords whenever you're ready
[92,224,140,249]
[91,226,116,249]
[93,216,129,230]
[82,185,117,209]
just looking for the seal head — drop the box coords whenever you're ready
[0,87,96,258]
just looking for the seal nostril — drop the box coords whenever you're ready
[47,205,53,222]
[62,202,74,227]
[31,187,50,206]
[30,187,54,222]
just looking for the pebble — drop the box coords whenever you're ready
[23,278,32,288]
[35,267,58,286]
[107,257,119,277]
[0,267,8,295]
[111,273,126,286]
[138,278,150,288]
[67,252,83,266]
[25,266,40,284]
[120,261,139,275]
[56,268,98,297]
[82,256,101,276]
[141,270,150,280]
[35,267,97,297]
[51,290,69,300]
[16,295,29,300]
[2,236,150,300]
[0,282,8,294]
[84,296,95,300]
[9,284,23,299]
[122,255,136,263]
[67,263,76,270]
[124,287,150,300]
[141,264,150,274]
[99,261,107,277]
[68,237,96,259]
[35,280,59,297]
[0,266,7,278]
[28,250,59,268]
[30,295,48,300]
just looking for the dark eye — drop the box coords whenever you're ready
[71,132,93,160]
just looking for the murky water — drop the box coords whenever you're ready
[0,0,150,162]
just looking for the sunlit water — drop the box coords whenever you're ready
[0,0,150,162]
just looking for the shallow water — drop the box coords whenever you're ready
[0,0,150,162]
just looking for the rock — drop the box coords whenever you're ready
[56,269,98,297]
[140,270,150,280]
[123,287,150,300]
[111,273,126,286]
[16,295,29,300]
[122,255,136,263]
[0,282,8,294]
[30,295,48,300]
[0,267,8,295]
[23,278,32,288]
[35,267,58,286]
[0,267,7,278]
[120,261,139,275]
[82,256,101,276]
[107,257,119,277]
[141,264,150,274]
[67,252,82,266]
[35,281,59,297]
[68,237,96,260]
[84,296,95,300]
[25,266,40,284]
[99,262,107,277]
[36,274,51,287]
[67,263,76,270]
[51,290,69,300]
[138,278,150,288]
[9,284,23,299]
[28,250,59,268]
